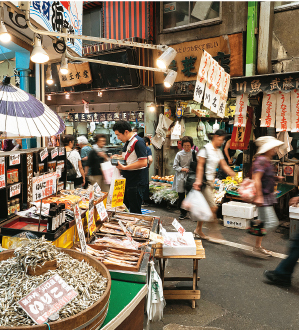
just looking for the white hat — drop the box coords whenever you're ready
[255,136,284,155]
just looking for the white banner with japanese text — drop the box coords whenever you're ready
[211,67,225,115]
[234,94,248,127]
[291,89,299,132]
[261,93,277,128]
[276,92,291,131]
[204,58,217,110]
[193,50,211,103]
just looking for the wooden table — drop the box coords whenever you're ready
[154,240,205,309]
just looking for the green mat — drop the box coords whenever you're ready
[100,280,146,328]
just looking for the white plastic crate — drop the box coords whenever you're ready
[222,201,257,219]
[223,215,251,230]
[289,206,299,220]
[162,232,196,256]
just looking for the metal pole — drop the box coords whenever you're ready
[38,198,42,232]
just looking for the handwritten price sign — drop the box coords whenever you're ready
[9,153,20,166]
[51,148,58,159]
[32,173,57,202]
[111,179,126,208]
[10,183,21,197]
[40,148,48,162]
[0,157,5,189]
[96,201,108,221]
[59,148,65,156]
[18,274,77,325]
[74,203,87,253]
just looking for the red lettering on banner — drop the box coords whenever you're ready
[296,91,299,131]
[199,57,208,83]
[237,94,245,127]
[280,93,287,131]
[265,94,273,127]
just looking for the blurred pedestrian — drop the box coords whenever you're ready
[142,136,153,206]
[78,136,92,188]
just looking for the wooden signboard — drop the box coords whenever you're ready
[57,62,92,87]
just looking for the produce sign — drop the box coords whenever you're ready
[18,274,78,325]
[0,157,5,189]
[40,148,48,162]
[32,173,57,202]
[96,201,108,221]
[74,203,87,253]
[111,179,126,208]
[10,183,21,198]
[9,153,20,166]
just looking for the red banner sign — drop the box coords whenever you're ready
[231,107,253,150]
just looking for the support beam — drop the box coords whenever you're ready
[246,2,258,76]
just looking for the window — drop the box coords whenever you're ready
[274,1,299,11]
[162,1,220,31]
[82,8,102,45]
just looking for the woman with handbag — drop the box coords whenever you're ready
[247,136,284,258]
[62,135,85,188]
[172,136,194,220]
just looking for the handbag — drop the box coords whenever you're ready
[66,152,77,181]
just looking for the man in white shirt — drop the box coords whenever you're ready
[193,130,236,240]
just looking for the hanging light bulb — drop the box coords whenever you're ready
[0,21,11,43]
[156,47,177,70]
[46,66,53,85]
[47,94,52,100]
[164,70,177,88]
[60,53,68,75]
[148,103,156,112]
[65,92,70,99]
[98,91,103,97]
[30,36,49,64]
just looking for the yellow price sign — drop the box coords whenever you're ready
[111,179,126,208]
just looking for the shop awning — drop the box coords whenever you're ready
[230,71,299,97]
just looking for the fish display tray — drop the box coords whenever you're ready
[0,216,67,241]
[87,244,144,273]
[0,248,111,330]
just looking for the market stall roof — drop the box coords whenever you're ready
[0,77,65,137]
[230,71,299,97]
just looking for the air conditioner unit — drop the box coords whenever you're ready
[183,107,196,117]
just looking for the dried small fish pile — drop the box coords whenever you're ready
[0,238,108,327]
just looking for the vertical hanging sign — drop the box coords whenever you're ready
[0,157,5,189]
[234,93,248,127]
[261,93,277,128]
[291,89,299,132]
[204,58,217,110]
[211,67,224,115]
[276,91,291,131]
[26,153,33,207]
[193,50,211,103]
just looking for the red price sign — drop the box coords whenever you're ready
[10,183,21,197]
[40,148,48,162]
[51,148,58,159]
[9,153,20,166]
[18,274,77,325]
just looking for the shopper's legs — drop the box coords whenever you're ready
[178,192,187,218]
[123,186,142,214]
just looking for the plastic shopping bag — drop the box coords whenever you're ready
[182,189,213,222]
[259,206,279,230]
[238,178,256,203]
[100,161,115,185]
[146,261,165,323]
[108,167,122,202]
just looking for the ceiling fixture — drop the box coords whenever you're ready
[98,91,103,97]
[47,94,51,100]
[157,48,177,70]
[46,66,53,85]
[60,53,68,75]
[30,35,49,63]
[164,70,177,88]
[0,4,11,43]
[65,92,70,99]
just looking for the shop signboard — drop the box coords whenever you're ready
[17,274,78,325]
[68,111,144,122]
[40,148,48,162]
[26,153,33,206]
[10,183,21,198]
[29,1,83,56]
[32,173,57,202]
[111,179,126,208]
[57,62,92,87]
[74,203,87,253]
[9,153,20,166]
[0,157,5,189]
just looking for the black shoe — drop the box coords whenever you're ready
[264,270,291,287]
[179,215,186,220]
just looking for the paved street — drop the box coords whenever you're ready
[145,203,299,330]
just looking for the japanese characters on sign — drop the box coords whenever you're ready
[231,107,253,150]
[234,94,248,127]
[40,148,48,162]
[51,148,58,160]
[172,219,186,236]
[31,1,82,56]
[32,173,57,202]
[27,153,33,206]
[58,62,92,87]
[261,93,277,128]
[0,157,5,189]
[194,50,212,103]
[88,188,95,234]
[9,153,20,166]
[10,183,21,198]
[96,201,108,222]
[18,274,78,325]
[291,89,299,132]
[59,148,65,156]
[111,179,126,208]
[68,111,144,122]
[276,92,291,132]
[74,203,87,253]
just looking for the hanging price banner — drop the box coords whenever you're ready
[10,183,21,198]
[74,203,87,253]
[51,148,58,159]
[32,173,57,202]
[40,148,48,162]
[59,148,65,156]
[96,201,108,221]
[0,157,5,189]
[9,153,20,166]
[18,274,78,325]
[111,179,126,208]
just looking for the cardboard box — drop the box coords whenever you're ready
[222,201,257,219]
[163,232,196,256]
[223,215,251,230]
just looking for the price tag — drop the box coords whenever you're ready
[172,219,185,236]
[96,201,108,221]
[111,178,126,208]
[0,157,5,189]
[93,182,101,194]
[88,188,95,233]
[118,220,139,249]
[149,231,164,243]
[10,183,21,197]
[56,167,62,179]
[18,274,78,325]
[32,173,57,202]
[9,153,20,166]
[51,148,58,159]
[40,148,48,162]
[59,147,65,156]
[74,203,87,253]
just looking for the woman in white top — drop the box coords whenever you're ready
[193,130,236,241]
[62,135,85,188]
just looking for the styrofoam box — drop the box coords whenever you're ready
[222,201,258,219]
[289,206,299,220]
[223,215,251,230]
[163,232,196,256]
[290,218,299,240]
